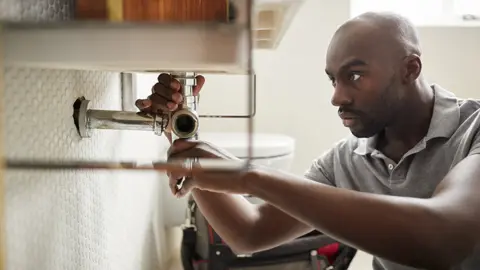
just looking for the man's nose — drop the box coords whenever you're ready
[331,85,353,107]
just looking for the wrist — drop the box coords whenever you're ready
[241,164,265,195]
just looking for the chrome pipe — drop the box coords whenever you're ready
[73,98,168,138]
[169,72,199,141]
[88,110,163,132]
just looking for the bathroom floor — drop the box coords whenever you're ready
[167,259,183,270]
[167,251,374,270]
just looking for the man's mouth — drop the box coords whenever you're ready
[339,111,359,127]
[341,117,357,127]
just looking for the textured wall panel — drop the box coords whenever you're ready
[1,2,171,270]
[0,0,74,21]
[4,68,166,270]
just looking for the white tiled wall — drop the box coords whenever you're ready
[4,67,169,270]
[1,1,171,269]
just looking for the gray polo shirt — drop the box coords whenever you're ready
[304,84,480,270]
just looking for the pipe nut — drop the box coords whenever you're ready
[170,109,199,139]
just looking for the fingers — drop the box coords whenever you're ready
[139,73,205,115]
[152,82,183,103]
[168,174,181,196]
[150,74,182,113]
[168,173,194,198]
[149,93,178,112]
[167,139,200,157]
[135,99,152,111]
[135,95,176,114]
[157,73,181,91]
[136,73,182,114]
[176,178,195,197]
[193,75,205,96]
[167,166,186,193]
[157,74,204,97]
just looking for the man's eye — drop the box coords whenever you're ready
[350,73,361,81]
[328,77,336,86]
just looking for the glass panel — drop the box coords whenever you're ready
[350,0,444,25]
[453,0,480,16]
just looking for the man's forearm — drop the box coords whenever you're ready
[191,189,260,253]
[244,167,461,269]
[168,133,257,252]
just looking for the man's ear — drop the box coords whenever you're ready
[402,54,422,83]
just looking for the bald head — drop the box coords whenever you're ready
[345,11,421,55]
[327,12,421,67]
[324,12,426,138]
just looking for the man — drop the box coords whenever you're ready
[136,12,480,270]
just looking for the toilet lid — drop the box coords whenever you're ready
[198,132,295,159]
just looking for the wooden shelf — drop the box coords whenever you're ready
[2,22,251,74]
[1,0,305,73]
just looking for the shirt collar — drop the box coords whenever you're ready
[354,84,460,156]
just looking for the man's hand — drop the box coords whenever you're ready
[166,139,251,197]
[135,73,205,133]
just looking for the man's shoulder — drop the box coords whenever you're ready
[434,85,480,132]
[454,97,480,138]
[458,97,480,121]
[308,136,359,169]
[326,135,361,156]
[306,136,361,185]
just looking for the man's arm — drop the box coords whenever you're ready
[191,190,313,253]
[166,133,315,254]
[244,151,480,269]
[191,149,340,253]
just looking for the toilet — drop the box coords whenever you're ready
[198,131,296,170]
[161,132,296,268]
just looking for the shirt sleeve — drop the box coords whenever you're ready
[468,131,480,156]
[467,113,480,156]
[304,147,336,187]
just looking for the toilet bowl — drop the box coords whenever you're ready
[197,132,296,204]
[198,131,296,170]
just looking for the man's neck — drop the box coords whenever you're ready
[379,82,435,161]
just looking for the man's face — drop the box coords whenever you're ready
[325,30,403,138]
